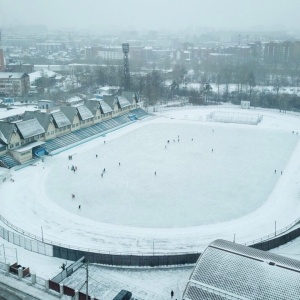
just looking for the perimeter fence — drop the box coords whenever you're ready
[1,214,300,266]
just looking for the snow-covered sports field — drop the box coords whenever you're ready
[2,105,300,254]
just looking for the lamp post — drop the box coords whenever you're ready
[8,74,12,97]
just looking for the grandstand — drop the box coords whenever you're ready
[183,239,300,300]
[44,108,148,153]
[0,153,20,168]
[0,108,148,165]
[207,111,263,125]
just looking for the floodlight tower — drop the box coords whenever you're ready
[122,43,130,91]
[0,29,5,71]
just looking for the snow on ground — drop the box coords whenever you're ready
[2,107,300,254]
[61,264,192,300]
[270,236,300,260]
[0,238,69,279]
[2,105,300,298]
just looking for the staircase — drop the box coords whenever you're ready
[0,154,20,169]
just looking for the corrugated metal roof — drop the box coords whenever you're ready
[16,118,45,139]
[84,100,100,116]
[76,105,93,120]
[23,111,52,131]
[117,96,131,108]
[0,122,16,143]
[0,130,8,144]
[99,100,113,114]
[51,111,71,128]
[183,239,300,300]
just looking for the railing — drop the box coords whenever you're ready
[0,214,198,257]
[244,216,300,246]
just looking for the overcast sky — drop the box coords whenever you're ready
[1,0,300,33]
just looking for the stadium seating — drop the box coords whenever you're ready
[0,154,20,168]
[44,110,149,153]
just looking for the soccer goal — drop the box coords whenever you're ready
[206,111,263,125]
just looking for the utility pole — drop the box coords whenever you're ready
[41,226,44,242]
[86,261,89,300]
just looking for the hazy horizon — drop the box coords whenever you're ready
[0,0,300,34]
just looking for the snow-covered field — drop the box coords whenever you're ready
[2,106,300,254]
[2,105,300,299]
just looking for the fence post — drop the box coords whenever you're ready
[59,283,64,296]
[5,262,10,274]
[18,267,23,279]
[75,290,79,300]
[45,279,49,291]
[31,272,36,284]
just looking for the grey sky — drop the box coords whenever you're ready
[1,0,300,32]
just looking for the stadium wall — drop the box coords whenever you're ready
[2,220,300,266]
[1,213,300,266]
[52,245,199,267]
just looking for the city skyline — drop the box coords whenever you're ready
[1,0,300,33]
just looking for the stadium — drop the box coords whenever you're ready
[0,105,300,299]
[1,104,300,265]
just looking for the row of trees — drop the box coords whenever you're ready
[30,55,300,112]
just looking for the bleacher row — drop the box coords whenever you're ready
[44,109,148,153]
[0,154,20,169]
[0,108,148,168]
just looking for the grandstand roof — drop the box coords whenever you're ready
[16,119,45,139]
[183,239,300,300]
[51,111,71,128]
[23,111,52,131]
[116,96,131,108]
[0,122,17,144]
[84,100,100,116]
[99,100,113,114]
[102,95,117,111]
[121,91,138,104]
[76,105,93,120]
